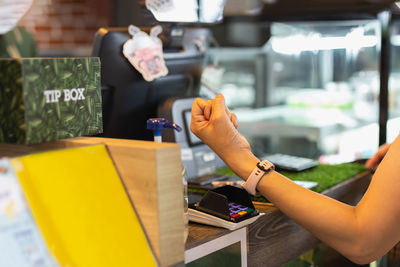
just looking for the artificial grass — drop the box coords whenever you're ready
[188,162,368,203]
[214,162,367,193]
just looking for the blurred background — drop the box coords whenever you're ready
[16,0,400,162]
[19,0,112,56]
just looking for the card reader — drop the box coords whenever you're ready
[190,185,259,223]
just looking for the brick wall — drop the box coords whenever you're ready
[19,0,112,56]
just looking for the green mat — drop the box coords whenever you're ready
[188,162,367,203]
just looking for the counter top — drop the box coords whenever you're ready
[186,170,372,266]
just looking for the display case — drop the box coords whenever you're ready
[388,15,400,143]
[205,17,391,159]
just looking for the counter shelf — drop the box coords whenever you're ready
[186,165,371,266]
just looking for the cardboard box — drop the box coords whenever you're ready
[0,57,102,144]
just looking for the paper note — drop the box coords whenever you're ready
[0,159,58,267]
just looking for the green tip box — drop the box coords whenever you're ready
[0,57,103,144]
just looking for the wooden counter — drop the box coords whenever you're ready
[186,171,372,267]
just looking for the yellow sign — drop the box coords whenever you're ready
[11,144,156,267]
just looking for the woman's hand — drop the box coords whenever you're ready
[365,143,391,170]
[190,94,258,179]
[190,94,250,154]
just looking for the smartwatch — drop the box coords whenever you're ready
[242,160,275,195]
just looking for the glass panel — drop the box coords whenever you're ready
[205,20,381,161]
[388,19,400,143]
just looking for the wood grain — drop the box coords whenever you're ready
[59,138,185,267]
[1,140,371,266]
[0,137,185,267]
[187,171,372,267]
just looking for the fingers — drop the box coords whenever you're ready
[192,94,237,130]
[231,113,238,128]
[365,143,390,170]
[225,105,231,118]
[204,100,212,120]
[208,94,239,129]
[366,157,380,170]
[210,94,229,120]
[191,98,208,117]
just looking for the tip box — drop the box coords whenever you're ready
[0,57,103,144]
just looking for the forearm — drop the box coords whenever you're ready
[191,95,400,264]
[215,146,259,180]
[257,172,362,256]
[220,148,367,262]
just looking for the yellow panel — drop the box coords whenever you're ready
[11,144,156,267]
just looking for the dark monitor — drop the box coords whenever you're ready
[92,27,209,141]
[182,109,203,147]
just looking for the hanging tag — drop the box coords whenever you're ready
[123,25,168,82]
[145,0,174,13]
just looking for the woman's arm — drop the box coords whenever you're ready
[256,152,400,264]
[191,94,400,264]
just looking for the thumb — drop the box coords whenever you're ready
[211,94,229,120]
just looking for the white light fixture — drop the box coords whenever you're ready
[148,0,199,23]
[270,31,378,55]
[391,35,400,46]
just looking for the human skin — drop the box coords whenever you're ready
[365,143,390,170]
[190,94,400,264]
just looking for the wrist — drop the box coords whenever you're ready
[242,160,275,195]
[218,147,259,180]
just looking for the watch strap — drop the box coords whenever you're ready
[242,160,275,195]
